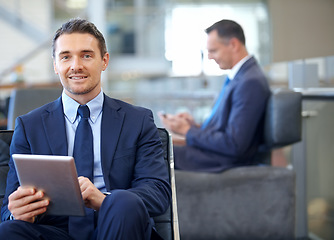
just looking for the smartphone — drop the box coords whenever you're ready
[159,111,167,118]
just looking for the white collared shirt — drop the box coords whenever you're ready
[228,55,252,81]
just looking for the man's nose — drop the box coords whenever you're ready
[71,56,83,71]
[207,53,213,60]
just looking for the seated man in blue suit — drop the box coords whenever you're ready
[160,19,271,172]
[0,18,171,240]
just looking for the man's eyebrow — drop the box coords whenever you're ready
[58,50,94,55]
[58,50,70,56]
[82,50,95,54]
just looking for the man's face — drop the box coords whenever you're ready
[206,30,233,70]
[53,33,109,100]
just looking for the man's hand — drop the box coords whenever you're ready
[8,186,49,223]
[158,112,192,136]
[176,112,199,127]
[78,177,105,211]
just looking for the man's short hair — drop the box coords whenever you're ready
[205,19,246,45]
[52,18,107,58]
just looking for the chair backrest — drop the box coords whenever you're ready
[7,87,62,130]
[264,89,302,147]
[0,130,14,214]
[255,89,302,164]
[154,128,180,240]
[0,130,14,146]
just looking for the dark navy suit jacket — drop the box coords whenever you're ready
[1,94,171,229]
[175,57,271,172]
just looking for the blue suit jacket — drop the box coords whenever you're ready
[175,57,271,172]
[1,94,171,225]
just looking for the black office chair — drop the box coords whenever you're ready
[174,89,302,240]
[0,129,180,240]
[155,128,180,240]
[0,130,14,212]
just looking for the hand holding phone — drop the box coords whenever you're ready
[158,111,167,118]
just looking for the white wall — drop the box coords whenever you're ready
[268,0,334,62]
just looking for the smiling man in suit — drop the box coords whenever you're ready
[0,18,171,240]
[160,19,271,172]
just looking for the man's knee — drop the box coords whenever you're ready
[0,220,33,239]
[0,220,21,235]
[97,190,152,240]
[101,189,147,218]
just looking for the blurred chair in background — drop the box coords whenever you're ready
[7,87,62,130]
[0,130,13,212]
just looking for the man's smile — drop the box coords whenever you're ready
[69,75,88,80]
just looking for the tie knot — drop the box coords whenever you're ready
[225,76,230,85]
[78,105,90,119]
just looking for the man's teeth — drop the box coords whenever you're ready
[71,76,85,79]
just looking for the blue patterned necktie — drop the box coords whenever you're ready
[69,105,95,240]
[73,105,94,181]
[201,76,231,129]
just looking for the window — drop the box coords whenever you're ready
[165,3,270,76]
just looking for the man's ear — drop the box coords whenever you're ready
[229,38,239,50]
[102,52,110,71]
[230,37,244,54]
[53,60,58,74]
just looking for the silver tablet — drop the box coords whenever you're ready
[12,154,85,216]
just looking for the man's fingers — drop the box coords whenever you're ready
[14,206,47,222]
[9,190,44,209]
[13,199,49,215]
[10,199,49,221]
[8,187,48,222]
[9,187,35,201]
[78,176,93,199]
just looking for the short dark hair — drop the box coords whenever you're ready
[52,18,107,58]
[205,19,245,45]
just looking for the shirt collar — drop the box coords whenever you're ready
[62,90,104,124]
[228,55,252,80]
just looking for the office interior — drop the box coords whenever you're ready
[1,0,334,239]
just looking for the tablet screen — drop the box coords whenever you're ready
[12,154,85,216]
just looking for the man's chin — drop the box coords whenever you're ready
[62,81,100,97]
[219,64,228,70]
[65,87,92,96]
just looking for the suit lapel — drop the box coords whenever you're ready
[226,57,256,95]
[211,58,256,127]
[101,95,125,190]
[233,56,256,81]
[41,97,68,156]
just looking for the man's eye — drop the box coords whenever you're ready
[84,54,91,59]
[61,56,69,60]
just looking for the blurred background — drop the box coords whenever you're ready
[1,0,334,239]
